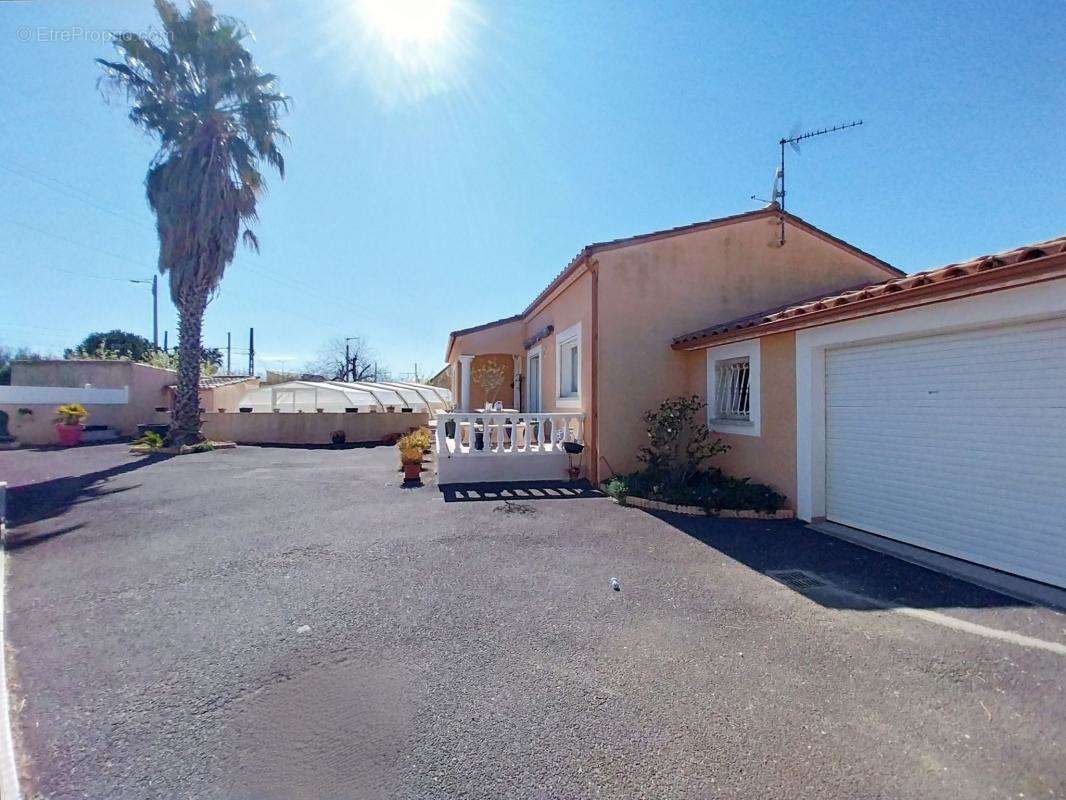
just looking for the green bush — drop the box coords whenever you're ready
[612,467,785,513]
[637,395,728,496]
[187,441,215,453]
[134,430,165,450]
[603,477,629,502]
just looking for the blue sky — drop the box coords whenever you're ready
[2,0,1063,377]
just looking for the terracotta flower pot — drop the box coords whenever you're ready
[402,462,422,481]
[56,423,84,447]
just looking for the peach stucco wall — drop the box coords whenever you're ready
[449,271,593,416]
[595,215,895,479]
[683,331,798,507]
[445,214,893,484]
[6,360,176,444]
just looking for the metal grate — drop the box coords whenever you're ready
[714,357,750,421]
[767,569,826,590]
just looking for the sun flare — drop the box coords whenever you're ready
[356,0,455,61]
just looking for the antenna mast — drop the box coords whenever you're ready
[770,119,863,246]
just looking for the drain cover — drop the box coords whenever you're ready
[767,569,826,590]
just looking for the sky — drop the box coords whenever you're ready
[2,0,1064,378]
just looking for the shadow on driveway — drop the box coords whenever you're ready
[5,454,171,550]
[651,509,1028,612]
[439,480,604,503]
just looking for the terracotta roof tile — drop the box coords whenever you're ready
[672,235,1066,349]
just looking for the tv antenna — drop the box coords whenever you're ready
[752,119,864,246]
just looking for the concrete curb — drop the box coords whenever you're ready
[614,493,794,519]
[0,511,23,800]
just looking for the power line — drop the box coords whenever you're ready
[5,219,155,270]
[0,257,149,285]
[0,161,150,228]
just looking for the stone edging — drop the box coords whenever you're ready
[615,494,794,519]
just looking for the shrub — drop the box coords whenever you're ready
[187,441,214,453]
[408,427,432,451]
[399,446,423,465]
[637,395,728,495]
[612,467,785,513]
[603,477,629,502]
[397,427,432,454]
[134,430,165,450]
[55,403,88,425]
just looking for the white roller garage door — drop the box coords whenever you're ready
[825,316,1066,588]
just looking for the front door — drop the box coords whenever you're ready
[527,353,541,412]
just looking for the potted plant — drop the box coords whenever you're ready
[54,403,88,447]
[400,445,423,481]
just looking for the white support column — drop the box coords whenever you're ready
[458,355,474,412]
[512,354,521,411]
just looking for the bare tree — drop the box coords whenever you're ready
[303,337,378,381]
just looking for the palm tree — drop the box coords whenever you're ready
[98,0,288,445]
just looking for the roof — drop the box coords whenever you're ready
[672,235,1066,350]
[448,313,522,339]
[448,207,899,359]
[169,374,257,390]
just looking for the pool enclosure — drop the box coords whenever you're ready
[235,381,453,414]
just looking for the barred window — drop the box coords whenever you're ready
[713,357,750,421]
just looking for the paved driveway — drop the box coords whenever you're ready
[2,444,1064,799]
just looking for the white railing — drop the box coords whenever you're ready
[436,412,584,457]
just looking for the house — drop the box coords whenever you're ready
[164,374,260,413]
[0,359,175,445]
[440,206,902,484]
[673,234,1066,590]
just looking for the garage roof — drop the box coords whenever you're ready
[672,235,1066,350]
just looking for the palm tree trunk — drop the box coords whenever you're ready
[171,287,209,446]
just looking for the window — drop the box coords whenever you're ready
[713,358,750,421]
[561,340,579,396]
[554,322,582,406]
[527,347,542,413]
[706,339,760,437]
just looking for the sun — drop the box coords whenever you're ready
[356,0,455,62]
[330,0,477,105]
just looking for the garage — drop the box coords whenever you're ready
[825,317,1066,588]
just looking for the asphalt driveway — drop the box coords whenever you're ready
[2,443,1064,799]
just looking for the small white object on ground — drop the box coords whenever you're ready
[610,577,621,591]
[296,624,311,634]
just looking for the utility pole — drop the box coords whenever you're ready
[226,332,232,374]
[344,337,359,382]
[130,275,159,349]
[248,328,255,376]
[163,330,169,352]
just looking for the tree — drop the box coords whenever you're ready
[303,337,380,382]
[98,0,289,445]
[65,330,153,361]
[0,346,44,386]
[143,349,219,376]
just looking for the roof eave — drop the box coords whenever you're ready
[672,250,1066,350]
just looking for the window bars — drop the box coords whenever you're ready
[714,357,750,421]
